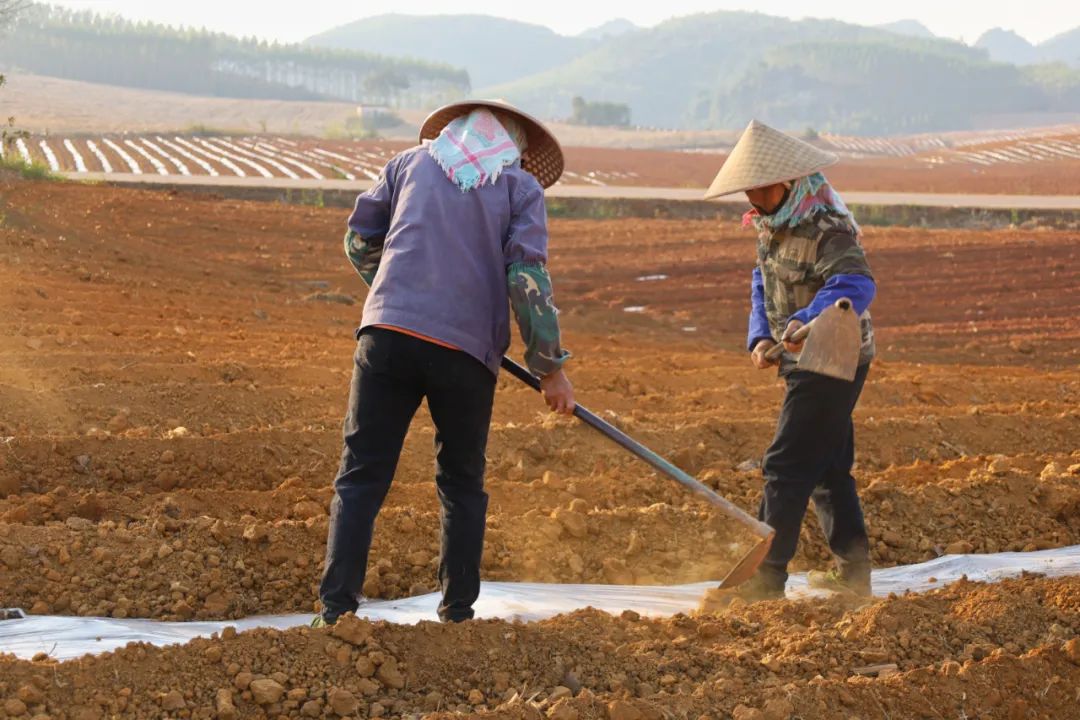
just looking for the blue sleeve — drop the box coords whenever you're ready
[747,267,773,351]
[789,274,876,325]
[346,157,396,241]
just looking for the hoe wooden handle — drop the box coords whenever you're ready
[762,297,853,362]
[763,322,812,361]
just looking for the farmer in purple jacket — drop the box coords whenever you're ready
[315,101,575,625]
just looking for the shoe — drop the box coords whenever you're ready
[310,615,334,628]
[734,573,786,602]
[807,567,872,597]
[700,573,784,611]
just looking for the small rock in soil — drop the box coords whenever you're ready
[159,689,186,710]
[328,687,359,715]
[607,700,643,720]
[249,678,285,705]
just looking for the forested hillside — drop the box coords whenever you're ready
[706,39,1062,133]
[0,4,470,106]
[977,26,1080,67]
[484,12,1080,133]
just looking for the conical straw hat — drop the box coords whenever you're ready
[419,99,564,189]
[704,120,838,199]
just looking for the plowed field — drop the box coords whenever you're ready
[0,177,1078,719]
[9,132,1080,195]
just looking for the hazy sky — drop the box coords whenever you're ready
[48,0,1077,45]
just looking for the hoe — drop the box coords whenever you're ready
[503,296,860,587]
[349,268,776,588]
[501,357,774,589]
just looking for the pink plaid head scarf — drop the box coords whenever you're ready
[427,108,529,192]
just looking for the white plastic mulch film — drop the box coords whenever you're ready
[3,546,1079,662]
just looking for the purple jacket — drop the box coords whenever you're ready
[347,145,549,375]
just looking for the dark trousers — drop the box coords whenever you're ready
[757,363,871,588]
[319,327,496,623]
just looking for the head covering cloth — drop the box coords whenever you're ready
[420,99,564,188]
[743,172,859,234]
[427,108,528,192]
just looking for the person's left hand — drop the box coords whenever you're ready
[540,368,576,415]
[782,319,806,353]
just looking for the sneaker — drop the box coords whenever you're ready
[309,615,334,628]
[807,568,872,597]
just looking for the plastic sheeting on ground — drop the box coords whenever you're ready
[2,545,1078,661]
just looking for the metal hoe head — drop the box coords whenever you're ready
[797,298,861,381]
[718,532,775,589]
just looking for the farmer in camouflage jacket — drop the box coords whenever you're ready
[705,120,876,600]
[315,101,574,626]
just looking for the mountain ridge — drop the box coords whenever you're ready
[304,13,593,88]
[477,11,1079,133]
[976,26,1080,67]
[875,19,937,39]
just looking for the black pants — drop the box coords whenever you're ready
[319,327,496,623]
[757,363,871,588]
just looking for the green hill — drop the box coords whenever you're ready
[976,26,1080,68]
[484,11,1080,133]
[1040,27,1080,67]
[305,14,591,89]
[0,4,470,106]
[709,40,1046,134]
[875,20,937,40]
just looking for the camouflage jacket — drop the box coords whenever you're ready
[507,262,571,377]
[757,210,876,369]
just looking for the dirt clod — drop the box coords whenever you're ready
[3,699,28,716]
[376,658,406,689]
[762,697,795,720]
[159,689,186,710]
[549,699,580,720]
[1064,638,1080,665]
[249,678,285,705]
[328,687,359,715]
[732,706,765,720]
[607,700,643,720]
[215,688,237,720]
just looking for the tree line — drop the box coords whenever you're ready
[569,96,631,127]
[0,4,471,106]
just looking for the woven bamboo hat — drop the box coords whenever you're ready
[704,120,838,199]
[419,99,564,188]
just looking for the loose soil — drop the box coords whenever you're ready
[0,177,1077,718]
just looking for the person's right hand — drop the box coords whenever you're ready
[751,339,779,370]
[540,368,575,415]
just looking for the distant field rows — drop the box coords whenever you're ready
[5,131,1079,193]
[1,135,394,181]
[0,135,637,186]
[820,124,1080,161]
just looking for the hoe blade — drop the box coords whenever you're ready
[718,532,775,588]
[798,298,861,381]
